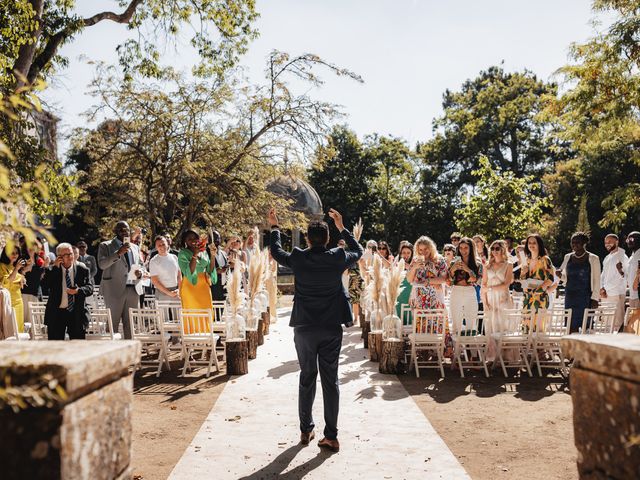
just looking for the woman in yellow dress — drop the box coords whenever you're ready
[0,245,28,332]
[178,230,218,333]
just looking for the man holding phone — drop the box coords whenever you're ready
[98,220,144,339]
[42,243,93,340]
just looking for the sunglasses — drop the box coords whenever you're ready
[491,246,502,251]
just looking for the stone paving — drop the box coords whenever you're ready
[169,307,469,479]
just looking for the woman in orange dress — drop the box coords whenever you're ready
[178,230,217,333]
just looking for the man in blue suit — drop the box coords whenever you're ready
[268,207,364,453]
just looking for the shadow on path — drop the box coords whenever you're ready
[237,444,334,479]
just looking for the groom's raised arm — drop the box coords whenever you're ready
[269,227,292,268]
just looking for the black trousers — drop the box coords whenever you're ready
[47,308,86,340]
[293,328,342,440]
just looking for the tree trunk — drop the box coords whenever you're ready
[225,340,248,375]
[246,330,258,360]
[257,319,265,346]
[12,0,45,87]
[368,332,382,362]
[379,339,405,374]
[261,311,270,335]
[363,320,371,349]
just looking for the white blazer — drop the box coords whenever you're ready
[559,252,601,302]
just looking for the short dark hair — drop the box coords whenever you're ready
[307,222,329,247]
[154,235,168,245]
[443,243,456,253]
[605,233,618,241]
[450,232,462,241]
[571,231,590,245]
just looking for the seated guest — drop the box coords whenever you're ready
[42,243,93,340]
[149,236,182,302]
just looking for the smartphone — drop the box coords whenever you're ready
[371,245,377,252]
[123,236,130,245]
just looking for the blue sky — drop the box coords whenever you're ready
[44,0,603,156]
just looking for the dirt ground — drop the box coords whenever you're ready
[130,360,228,480]
[400,370,577,480]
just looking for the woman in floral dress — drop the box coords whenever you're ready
[407,236,452,357]
[519,234,555,329]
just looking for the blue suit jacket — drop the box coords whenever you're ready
[270,228,364,331]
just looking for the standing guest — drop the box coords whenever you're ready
[359,240,378,272]
[504,236,517,256]
[21,242,49,326]
[481,240,514,360]
[407,236,448,311]
[520,234,555,317]
[72,245,86,268]
[442,244,456,266]
[559,232,601,333]
[450,232,462,249]
[149,236,181,302]
[76,241,98,283]
[377,241,394,267]
[395,241,413,323]
[210,230,229,302]
[98,220,144,340]
[600,234,628,331]
[0,245,28,332]
[243,229,260,266]
[626,232,640,308]
[42,243,93,340]
[473,235,489,265]
[336,239,364,323]
[269,207,363,452]
[448,237,482,333]
[178,230,218,330]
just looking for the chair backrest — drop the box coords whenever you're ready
[412,309,447,336]
[582,306,617,334]
[500,309,532,337]
[211,301,226,334]
[156,300,182,326]
[537,308,571,336]
[400,304,412,335]
[87,294,106,310]
[129,308,163,338]
[28,302,47,339]
[180,308,213,336]
[87,308,115,339]
[624,307,640,335]
[142,294,157,309]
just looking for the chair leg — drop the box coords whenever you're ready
[522,348,533,377]
[413,345,420,378]
[181,346,190,377]
[457,346,465,378]
[479,347,489,377]
[534,343,543,376]
[438,347,445,378]
[499,349,508,378]
[206,347,214,377]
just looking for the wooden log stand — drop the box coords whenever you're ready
[363,320,371,348]
[225,339,249,375]
[262,311,270,335]
[379,339,405,374]
[257,319,265,346]
[368,331,383,362]
[246,330,258,359]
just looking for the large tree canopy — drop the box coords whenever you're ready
[1,0,259,89]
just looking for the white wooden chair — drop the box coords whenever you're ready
[28,302,48,340]
[129,307,170,377]
[142,294,156,309]
[5,309,31,341]
[409,309,448,378]
[494,309,533,377]
[87,308,120,340]
[180,308,220,377]
[212,301,227,362]
[400,304,413,365]
[452,311,489,378]
[531,308,571,376]
[582,306,617,334]
[157,300,183,357]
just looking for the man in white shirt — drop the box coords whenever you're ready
[149,236,181,302]
[626,232,640,308]
[600,234,628,331]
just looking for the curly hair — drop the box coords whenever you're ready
[414,236,438,262]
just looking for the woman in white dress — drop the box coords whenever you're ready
[481,240,514,361]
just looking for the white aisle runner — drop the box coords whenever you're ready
[169,307,469,479]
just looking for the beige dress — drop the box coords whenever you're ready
[484,263,513,361]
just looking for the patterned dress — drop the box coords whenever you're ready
[522,256,554,312]
[348,264,364,304]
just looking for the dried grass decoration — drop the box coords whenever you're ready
[370,255,388,331]
[353,218,364,242]
[383,260,406,340]
[225,266,246,340]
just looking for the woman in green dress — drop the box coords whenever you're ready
[395,241,414,325]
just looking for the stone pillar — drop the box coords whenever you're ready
[0,340,141,480]
[561,334,640,480]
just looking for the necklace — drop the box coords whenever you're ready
[574,251,587,259]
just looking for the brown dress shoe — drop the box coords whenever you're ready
[300,430,315,445]
[317,437,340,453]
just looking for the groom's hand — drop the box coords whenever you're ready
[328,208,344,231]
[268,208,279,227]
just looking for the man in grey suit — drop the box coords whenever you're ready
[97,221,143,339]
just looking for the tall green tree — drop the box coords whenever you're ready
[547,0,640,236]
[455,156,550,242]
[429,66,561,186]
